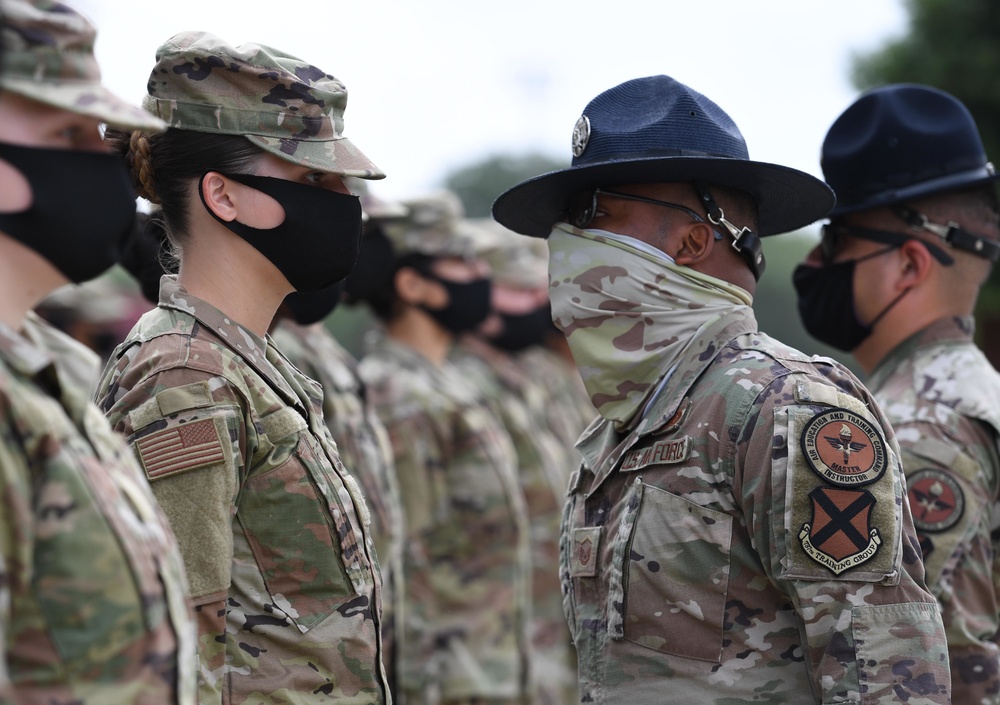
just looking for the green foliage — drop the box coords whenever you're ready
[444,152,568,217]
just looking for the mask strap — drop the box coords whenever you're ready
[867,285,912,331]
[694,182,766,280]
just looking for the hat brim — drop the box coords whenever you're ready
[492,156,835,237]
[0,77,167,132]
[248,134,385,179]
[828,166,1000,217]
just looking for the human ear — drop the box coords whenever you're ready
[200,172,238,222]
[395,266,446,307]
[672,222,714,266]
[898,239,933,289]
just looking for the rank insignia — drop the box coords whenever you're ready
[572,115,590,157]
[570,526,601,577]
[907,468,964,533]
[799,486,881,574]
[800,408,887,487]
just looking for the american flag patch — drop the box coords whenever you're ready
[135,418,226,481]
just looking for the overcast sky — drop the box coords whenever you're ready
[76,0,908,204]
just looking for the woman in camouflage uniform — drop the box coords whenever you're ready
[93,32,390,705]
[0,1,195,703]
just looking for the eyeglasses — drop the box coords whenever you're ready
[820,223,954,265]
[567,188,723,239]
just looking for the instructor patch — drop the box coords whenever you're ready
[907,468,964,533]
[800,408,887,487]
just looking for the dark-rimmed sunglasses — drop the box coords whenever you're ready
[567,188,723,240]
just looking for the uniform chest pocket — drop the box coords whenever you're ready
[239,411,354,633]
[609,481,733,663]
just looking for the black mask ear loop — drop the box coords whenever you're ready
[694,182,766,280]
[857,242,912,332]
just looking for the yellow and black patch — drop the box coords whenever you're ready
[800,408,887,487]
[907,468,965,534]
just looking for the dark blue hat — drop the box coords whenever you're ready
[492,75,834,237]
[822,83,999,217]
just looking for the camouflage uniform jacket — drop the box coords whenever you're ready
[272,320,404,694]
[358,334,531,704]
[868,315,1000,703]
[0,313,196,705]
[561,306,951,704]
[450,336,577,705]
[94,279,388,705]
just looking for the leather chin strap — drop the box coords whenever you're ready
[892,204,1000,263]
[695,182,766,280]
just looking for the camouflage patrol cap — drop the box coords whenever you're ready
[0,0,165,130]
[143,31,383,179]
[472,218,548,288]
[382,190,483,259]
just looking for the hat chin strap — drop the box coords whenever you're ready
[695,183,766,280]
[892,204,1000,263]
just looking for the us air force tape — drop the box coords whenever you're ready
[800,408,887,487]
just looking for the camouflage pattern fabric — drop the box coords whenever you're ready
[514,345,594,455]
[94,277,388,705]
[358,333,531,705]
[381,192,481,260]
[867,316,1000,703]
[272,319,404,697]
[558,299,951,703]
[450,335,578,705]
[143,31,381,178]
[0,0,165,131]
[0,312,196,704]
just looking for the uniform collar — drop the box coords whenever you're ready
[868,315,975,389]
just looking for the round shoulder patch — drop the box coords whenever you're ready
[907,468,965,533]
[800,408,888,487]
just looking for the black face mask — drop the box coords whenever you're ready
[283,281,345,326]
[418,272,492,334]
[792,246,905,352]
[0,141,138,283]
[199,172,363,292]
[487,303,553,352]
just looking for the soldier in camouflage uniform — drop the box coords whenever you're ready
[794,84,1000,703]
[272,286,405,699]
[344,191,532,705]
[450,222,579,705]
[0,2,196,703]
[492,74,951,704]
[93,32,390,704]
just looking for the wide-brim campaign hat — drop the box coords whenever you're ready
[0,0,165,131]
[143,31,383,179]
[822,83,999,217]
[492,75,834,237]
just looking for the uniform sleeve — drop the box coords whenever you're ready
[892,415,1000,702]
[0,395,27,705]
[736,374,951,704]
[97,363,245,705]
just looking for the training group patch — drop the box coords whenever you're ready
[800,408,887,487]
[907,468,965,533]
[799,486,881,574]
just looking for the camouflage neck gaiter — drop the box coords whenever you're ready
[547,222,753,430]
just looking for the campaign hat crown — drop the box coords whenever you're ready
[492,74,834,237]
[822,83,998,216]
